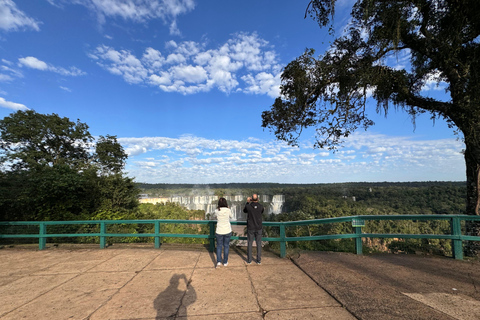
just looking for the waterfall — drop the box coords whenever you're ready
[269,195,285,215]
[139,194,285,220]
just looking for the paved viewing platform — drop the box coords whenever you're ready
[0,245,479,320]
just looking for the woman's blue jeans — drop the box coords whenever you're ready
[216,232,232,264]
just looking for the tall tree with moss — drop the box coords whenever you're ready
[262,0,480,255]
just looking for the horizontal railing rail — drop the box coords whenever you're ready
[1,215,479,260]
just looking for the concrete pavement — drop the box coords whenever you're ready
[1,246,479,320]
[292,252,480,320]
[0,246,354,320]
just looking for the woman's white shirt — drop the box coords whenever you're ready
[214,207,233,235]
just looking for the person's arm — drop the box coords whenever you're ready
[243,197,252,213]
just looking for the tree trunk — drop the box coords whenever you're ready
[464,140,480,256]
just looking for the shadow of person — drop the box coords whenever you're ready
[154,273,196,319]
[233,246,248,262]
[208,251,216,266]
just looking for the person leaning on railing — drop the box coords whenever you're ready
[243,194,264,265]
[213,197,233,268]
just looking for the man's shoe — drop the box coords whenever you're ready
[216,262,222,268]
[224,262,228,266]
[246,261,252,265]
[256,261,261,265]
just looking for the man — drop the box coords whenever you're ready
[243,194,264,264]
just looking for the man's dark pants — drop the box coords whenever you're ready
[247,229,262,263]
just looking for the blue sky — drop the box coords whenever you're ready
[0,0,465,183]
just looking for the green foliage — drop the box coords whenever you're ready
[95,174,139,212]
[95,135,127,175]
[136,203,208,244]
[260,182,464,256]
[86,203,209,245]
[0,110,139,222]
[0,110,92,171]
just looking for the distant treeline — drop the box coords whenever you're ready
[137,181,466,190]
[137,181,467,216]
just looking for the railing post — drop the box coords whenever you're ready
[154,221,161,249]
[100,222,106,249]
[280,223,286,258]
[209,221,215,253]
[354,226,363,255]
[451,217,463,260]
[39,222,46,250]
[352,218,364,255]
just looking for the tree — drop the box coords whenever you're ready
[95,135,127,175]
[262,0,480,254]
[0,110,92,171]
[0,110,139,221]
[94,135,137,213]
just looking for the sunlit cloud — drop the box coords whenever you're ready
[119,132,465,183]
[18,56,86,76]
[0,97,28,111]
[0,0,41,32]
[47,0,195,35]
[0,60,23,82]
[88,32,282,97]
[59,86,72,92]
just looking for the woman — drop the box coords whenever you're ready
[214,197,233,267]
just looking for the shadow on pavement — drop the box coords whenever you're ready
[154,273,196,319]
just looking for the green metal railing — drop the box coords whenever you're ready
[1,215,479,260]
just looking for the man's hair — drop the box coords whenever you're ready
[252,194,258,201]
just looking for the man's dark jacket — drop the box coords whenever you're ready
[243,201,264,230]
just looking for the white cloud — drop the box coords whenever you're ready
[0,97,28,110]
[228,33,277,71]
[60,86,72,92]
[18,56,86,76]
[242,72,281,98]
[18,56,48,70]
[0,0,41,32]
[119,133,465,183]
[48,0,195,35]
[89,32,282,96]
[171,65,207,83]
[0,74,13,81]
[0,60,24,82]
[165,53,187,64]
[142,47,165,71]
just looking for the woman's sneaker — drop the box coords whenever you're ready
[224,262,228,266]
[216,262,222,268]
